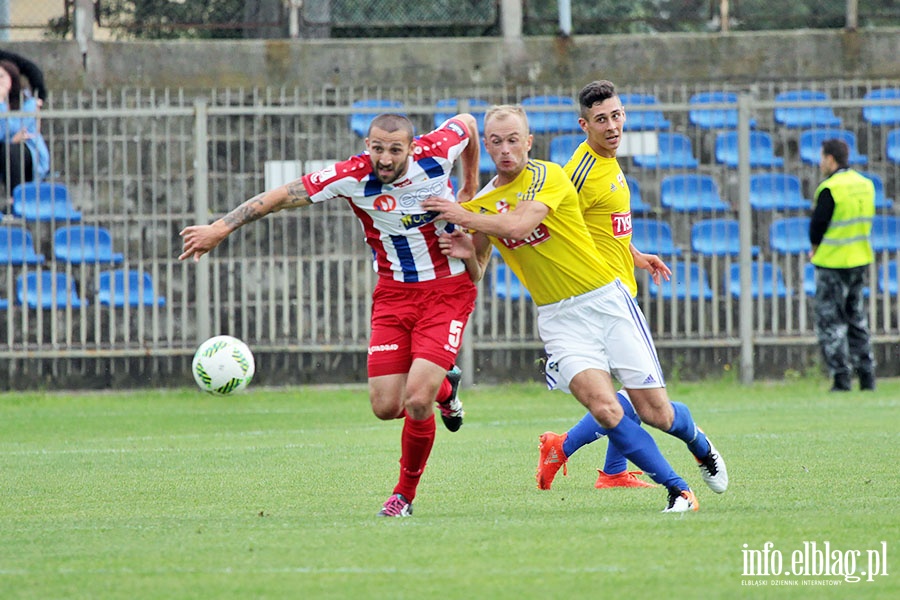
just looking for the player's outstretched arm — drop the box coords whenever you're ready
[422,196,548,241]
[630,244,671,285]
[179,179,312,262]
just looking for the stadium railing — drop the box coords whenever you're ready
[2,83,898,385]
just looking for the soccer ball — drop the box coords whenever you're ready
[192,335,255,395]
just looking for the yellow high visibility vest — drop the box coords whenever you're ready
[811,169,874,269]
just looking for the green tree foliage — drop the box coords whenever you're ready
[49,0,900,40]
[100,0,283,39]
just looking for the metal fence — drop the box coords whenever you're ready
[2,81,899,388]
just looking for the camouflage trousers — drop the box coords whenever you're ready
[813,265,876,378]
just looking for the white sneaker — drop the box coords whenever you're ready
[696,439,728,493]
[663,488,699,513]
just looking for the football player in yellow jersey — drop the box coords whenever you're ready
[536,80,728,496]
[422,105,699,512]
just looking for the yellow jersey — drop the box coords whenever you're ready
[463,159,617,306]
[565,141,637,296]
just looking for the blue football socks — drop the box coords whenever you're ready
[602,443,629,475]
[562,392,639,475]
[562,412,606,457]
[667,401,711,459]
[604,414,687,490]
[558,392,703,488]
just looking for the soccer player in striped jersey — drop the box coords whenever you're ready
[534,80,728,496]
[422,105,700,512]
[180,112,482,517]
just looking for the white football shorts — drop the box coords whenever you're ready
[539,279,666,393]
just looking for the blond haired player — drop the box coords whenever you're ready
[422,105,699,512]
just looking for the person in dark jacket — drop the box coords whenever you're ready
[809,139,876,391]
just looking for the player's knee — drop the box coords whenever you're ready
[402,390,433,416]
[370,392,405,420]
[371,403,404,420]
[584,394,624,428]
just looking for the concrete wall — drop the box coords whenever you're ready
[8,28,900,93]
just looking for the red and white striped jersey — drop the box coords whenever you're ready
[302,118,472,282]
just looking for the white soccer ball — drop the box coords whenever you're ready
[192,335,255,395]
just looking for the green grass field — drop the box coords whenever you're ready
[1,377,897,599]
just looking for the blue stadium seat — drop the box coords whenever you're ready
[631,218,682,256]
[727,262,790,298]
[659,174,730,213]
[879,261,898,295]
[494,263,530,300]
[53,225,125,265]
[769,217,811,254]
[714,130,784,168]
[521,95,581,134]
[0,297,7,310]
[648,261,713,300]
[870,215,900,252]
[690,218,759,257]
[16,271,86,309]
[619,93,671,131]
[749,173,812,211]
[802,263,817,297]
[798,128,867,166]
[492,252,530,301]
[688,91,756,129]
[0,226,45,265]
[632,132,700,169]
[349,99,405,137]
[433,98,489,131]
[774,90,842,128]
[802,263,870,298]
[885,129,900,164]
[548,134,583,166]
[625,176,651,214]
[857,171,894,210]
[478,139,495,173]
[98,269,166,307]
[11,182,82,223]
[862,88,900,126]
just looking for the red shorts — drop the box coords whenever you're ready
[367,273,477,377]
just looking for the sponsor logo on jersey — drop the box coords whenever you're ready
[501,223,550,249]
[398,179,448,209]
[447,122,466,138]
[611,211,632,238]
[373,195,397,212]
[401,211,440,229]
[309,165,337,186]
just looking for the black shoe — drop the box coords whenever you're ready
[858,370,876,391]
[437,366,464,432]
[830,373,852,392]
